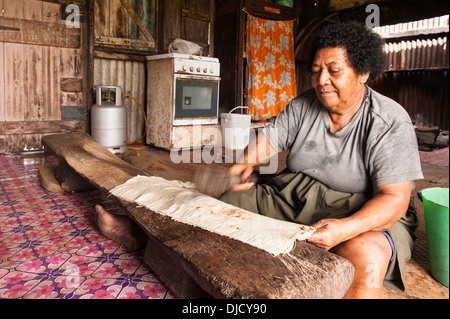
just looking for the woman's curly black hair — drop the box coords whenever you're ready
[309,21,386,84]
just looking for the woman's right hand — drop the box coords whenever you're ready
[228,163,256,191]
[226,133,277,192]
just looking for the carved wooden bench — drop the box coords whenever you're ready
[42,132,354,299]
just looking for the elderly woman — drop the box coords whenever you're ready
[96,21,423,299]
[219,21,423,298]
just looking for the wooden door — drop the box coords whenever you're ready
[0,0,89,154]
[94,0,157,52]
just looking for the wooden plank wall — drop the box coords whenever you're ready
[0,0,88,154]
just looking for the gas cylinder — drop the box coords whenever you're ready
[91,85,128,153]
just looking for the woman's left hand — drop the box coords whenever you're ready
[307,218,349,251]
[308,182,414,251]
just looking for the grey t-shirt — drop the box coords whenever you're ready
[262,87,423,193]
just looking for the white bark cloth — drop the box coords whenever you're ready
[110,175,315,256]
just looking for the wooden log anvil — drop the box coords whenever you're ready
[42,132,354,299]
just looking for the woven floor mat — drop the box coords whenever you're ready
[382,260,449,299]
[382,157,449,299]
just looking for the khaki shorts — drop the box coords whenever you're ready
[219,171,418,291]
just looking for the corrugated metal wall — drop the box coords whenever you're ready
[375,15,449,70]
[372,15,449,130]
[372,70,449,130]
[93,58,146,143]
[384,37,448,70]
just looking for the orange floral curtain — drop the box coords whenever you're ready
[245,14,297,121]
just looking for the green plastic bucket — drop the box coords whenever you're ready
[419,187,449,287]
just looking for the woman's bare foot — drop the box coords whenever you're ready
[94,204,147,250]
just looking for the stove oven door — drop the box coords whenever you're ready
[172,74,220,126]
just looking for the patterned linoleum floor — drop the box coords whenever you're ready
[0,154,174,299]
